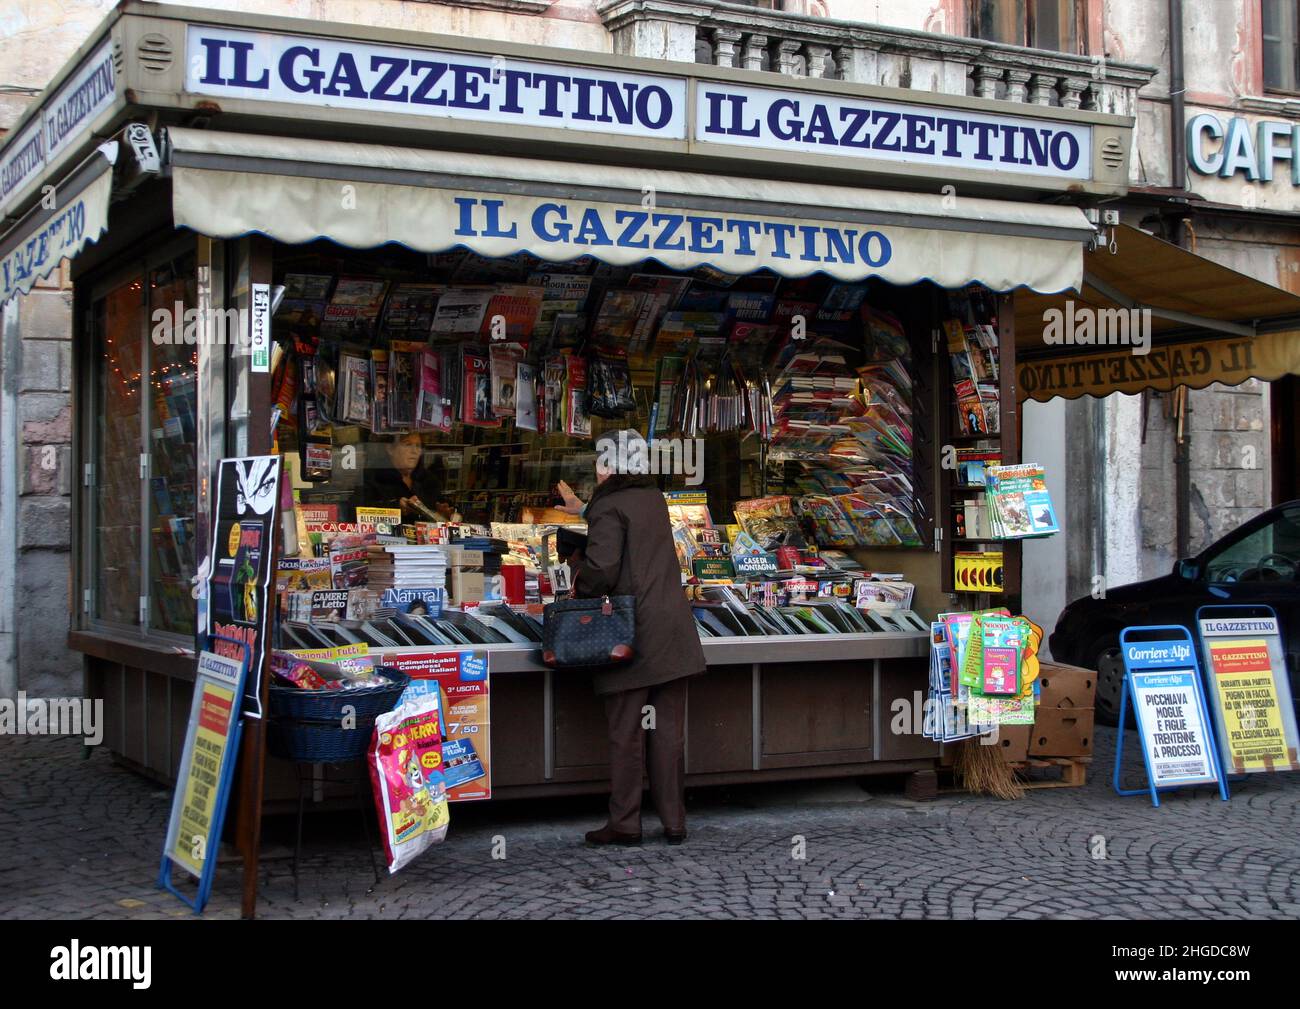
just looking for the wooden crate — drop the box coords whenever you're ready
[1007,756,1090,789]
[1029,707,1094,757]
[1036,662,1097,708]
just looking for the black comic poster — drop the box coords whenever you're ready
[204,456,281,718]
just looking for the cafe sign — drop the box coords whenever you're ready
[1187,113,1300,186]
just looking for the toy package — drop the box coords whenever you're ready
[368,694,451,873]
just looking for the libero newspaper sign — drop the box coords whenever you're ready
[183,25,1090,180]
[1197,609,1300,775]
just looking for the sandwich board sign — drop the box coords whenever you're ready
[1196,605,1300,775]
[158,639,249,913]
[1114,625,1228,806]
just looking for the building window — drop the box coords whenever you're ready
[86,244,198,636]
[1263,0,1300,93]
[969,0,1084,54]
[91,274,146,626]
[146,255,199,635]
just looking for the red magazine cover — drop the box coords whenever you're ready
[461,346,500,427]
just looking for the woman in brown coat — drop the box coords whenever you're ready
[571,431,706,846]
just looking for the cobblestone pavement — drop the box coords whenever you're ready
[2,725,1298,920]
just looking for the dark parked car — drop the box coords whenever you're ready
[1050,500,1300,724]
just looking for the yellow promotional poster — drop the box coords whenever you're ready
[172,680,236,876]
[1206,638,1296,772]
[160,645,247,912]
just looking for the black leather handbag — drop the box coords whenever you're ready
[541,595,637,668]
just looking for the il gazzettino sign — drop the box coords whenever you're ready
[0,40,116,217]
[0,143,117,304]
[185,26,688,139]
[184,25,1090,181]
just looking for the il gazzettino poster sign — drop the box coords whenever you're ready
[158,646,247,914]
[1196,607,1300,775]
[183,25,1090,181]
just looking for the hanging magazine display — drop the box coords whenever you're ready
[985,464,1060,539]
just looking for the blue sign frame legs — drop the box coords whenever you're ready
[1113,625,1229,807]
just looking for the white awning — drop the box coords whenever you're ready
[166,128,1092,293]
[1,141,117,303]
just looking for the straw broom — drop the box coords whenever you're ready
[953,737,1024,800]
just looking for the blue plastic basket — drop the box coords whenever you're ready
[267,717,378,763]
[268,666,409,722]
[267,666,410,763]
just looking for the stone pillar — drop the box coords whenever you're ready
[11,267,78,697]
[776,38,803,76]
[1104,393,1144,589]
[742,34,769,73]
[835,44,870,83]
[1003,68,1032,103]
[1030,73,1059,106]
[804,43,832,79]
[1060,77,1087,109]
[972,64,1002,100]
[711,27,743,67]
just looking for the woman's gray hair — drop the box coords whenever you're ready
[595,428,651,475]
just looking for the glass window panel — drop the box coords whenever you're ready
[972,0,1081,53]
[147,254,199,634]
[1262,0,1299,93]
[1204,506,1300,583]
[93,276,144,624]
[972,0,1026,45]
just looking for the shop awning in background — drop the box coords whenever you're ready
[0,141,117,303]
[165,128,1092,294]
[1015,224,1300,401]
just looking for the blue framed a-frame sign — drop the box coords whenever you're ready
[157,636,251,913]
[1114,625,1229,807]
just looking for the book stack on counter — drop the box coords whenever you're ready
[688,582,926,639]
[681,513,927,637]
[366,544,448,614]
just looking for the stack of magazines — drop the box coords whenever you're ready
[984,464,1060,538]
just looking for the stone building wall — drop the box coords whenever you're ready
[11,268,76,697]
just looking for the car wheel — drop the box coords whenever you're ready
[1087,634,1127,726]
